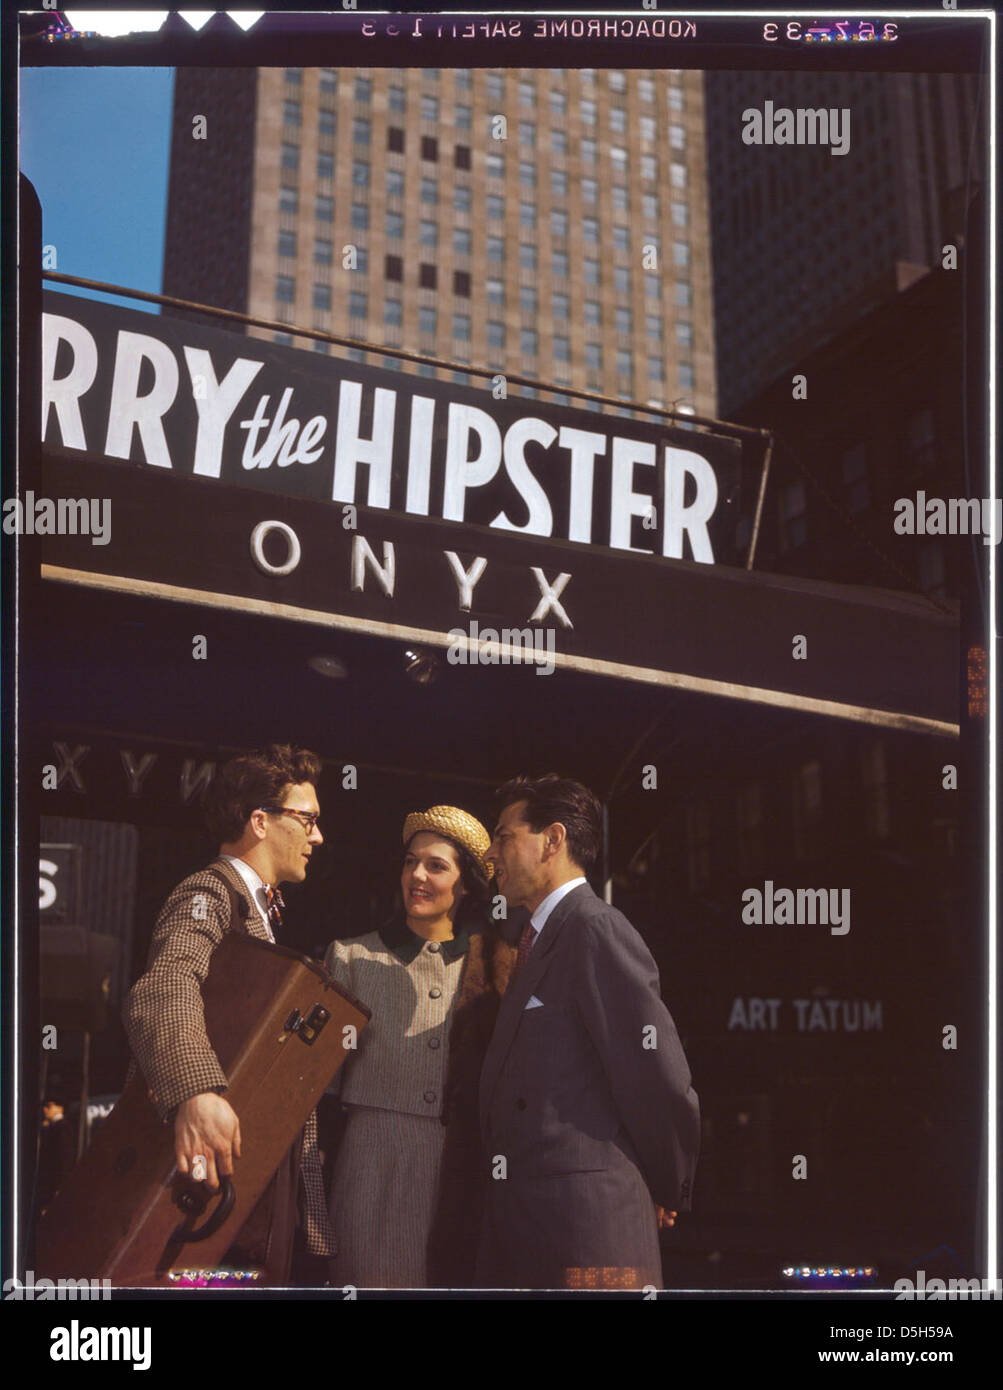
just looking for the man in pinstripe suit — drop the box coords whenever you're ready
[123,744,333,1283]
[477,775,700,1290]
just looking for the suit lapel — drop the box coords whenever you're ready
[209,857,272,943]
[480,883,595,1127]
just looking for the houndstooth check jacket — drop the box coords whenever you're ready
[122,855,334,1258]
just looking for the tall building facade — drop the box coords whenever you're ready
[704,69,985,416]
[163,65,716,418]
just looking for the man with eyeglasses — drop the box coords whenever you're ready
[123,743,331,1283]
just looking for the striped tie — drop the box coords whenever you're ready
[264,884,285,937]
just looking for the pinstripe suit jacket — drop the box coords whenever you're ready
[122,855,334,1258]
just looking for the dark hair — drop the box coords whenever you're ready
[494,775,602,871]
[204,744,322,845]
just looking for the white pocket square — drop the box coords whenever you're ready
[524,995,544,1010]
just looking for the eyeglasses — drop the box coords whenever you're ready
[260,806,321,833]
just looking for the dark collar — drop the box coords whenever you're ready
[379,916,470,965]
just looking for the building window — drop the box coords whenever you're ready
[520,285,537,314]
[453,313,471,340]
[486,153,504,179]
[348,291,367,320]
[584,259,600,285]
[353,118,371,146]
[678,363,695,390]
[278,230,296,258]
[670,162,687,188]
[354,77,371,102]
[455,144,471,170]
[611,146,628,175]
[419,263,438,290]
[487,236,504,262]
[672,200,688,227]
[318,110,336,137]
[275,331,293,346]
[676,322,693,349]
[669,86,685,111]
[385,254,403,282]
[583,217,599,242]
[312,283,332,311]
[841,444,870,513]
[487,73,504,101]
[612,186,629,214]
[616,349,633,378]
[613,267,631,293]
[638,77,655,103]
[585,342,602,369]
[581,138,597,164]
[519,243,537,270]
[455,103,472,129]
[613,226,630,251]
[859,740,890,840]
[420,96,439,122]
[350,203,369,232]
[610,107,627,133]
[582,177,598,204]
[674,281,691,306]
[275,275,295,303]
[387,127,405,154]
[319,70,337,95]
[673,241,690,268]
[281,142,299,172]
[520,201,537,229]
[647,356,664,382]
[553,250,569,278]
[487,194,504,220]
[584,300,601,326]
[315,194,334,222]
[420,219,438,247]
[552,292,569,319]
[454,185,472,212]
[792,760,824,860]
[642,193,659,222]
[519,121,536,146]
[554,335,570,361]
[419,307,437,335]
[519,80,535,107]
[737,783,764,872]
[685,801,712,892]
[519,161,536,187]
[384,297,403,326]
[453,226,472,256]
[641,154,657,181]
[314,237,332,265]
[421,135,438,162]
[645,314,662,339]
[551,129,569,156]
[670,123,686,149]
[420,179,437,205]
[283,100,301,127]
[453,270,471,298]
[487,320,505,349]
[609,70,626,92]
[385,211,404,238]
[779,480,807,551]
[386,169,404,196]
[550,88,566,114]
[316,152,334,180]
[279,187,298,215]
[521,329,538,356]
[487,279,504,305]
[551,168,568,197]
[389,85,405,112]
[352,161,369,187]
[455,69,472,89]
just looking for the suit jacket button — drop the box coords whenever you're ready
[429,987,442,999]
[428,1037,441,1050]
[427,942,441,953]
[423,1090,437,1104]
[516,1098,527,1111]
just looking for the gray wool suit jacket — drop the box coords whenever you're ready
[476,882,700,1290]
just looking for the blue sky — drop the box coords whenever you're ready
[20,67,175,314]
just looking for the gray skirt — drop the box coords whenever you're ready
[328,1104,446,1289]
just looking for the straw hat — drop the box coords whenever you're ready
[402,805,492,876]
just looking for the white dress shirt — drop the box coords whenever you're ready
[527,876,587,948]
[220,854,275,942]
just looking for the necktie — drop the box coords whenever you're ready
[513,919,536,979]
[264,884,284,937]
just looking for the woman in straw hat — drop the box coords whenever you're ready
[323,805,516,1288]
